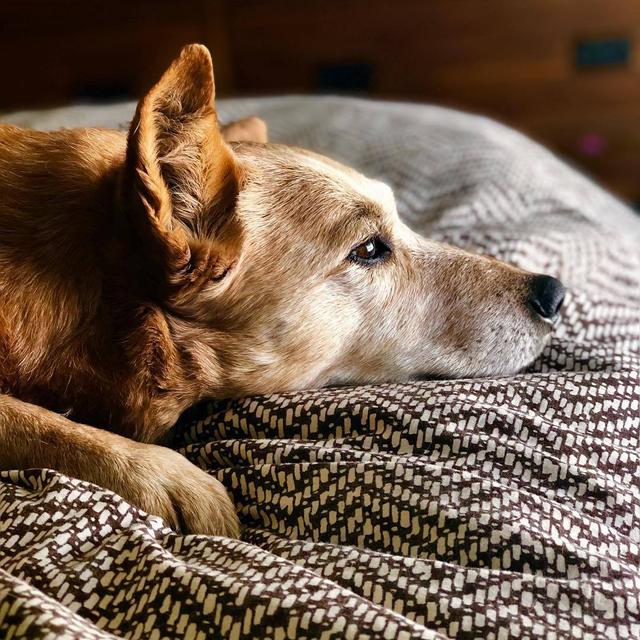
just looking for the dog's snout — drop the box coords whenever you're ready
[528,275,566,320]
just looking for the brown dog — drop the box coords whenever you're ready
[0,45,565,536]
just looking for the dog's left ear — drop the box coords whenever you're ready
[124,44,240,301]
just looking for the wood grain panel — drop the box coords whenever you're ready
[226,0,640,201]
[0,0,232,109]
[1,0,640,200]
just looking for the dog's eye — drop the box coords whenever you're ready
[348,237,391,265]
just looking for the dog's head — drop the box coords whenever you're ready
[122,44,564,398]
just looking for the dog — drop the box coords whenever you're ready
[0,45,565,536]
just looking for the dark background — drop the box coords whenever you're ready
[2,0,640,202]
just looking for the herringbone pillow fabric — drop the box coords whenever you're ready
[1,97,638,639]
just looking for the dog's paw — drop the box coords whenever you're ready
[122,444,240,537]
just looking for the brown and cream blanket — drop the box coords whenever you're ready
[1,97,639,639]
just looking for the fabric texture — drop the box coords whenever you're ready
[0,96,639,639]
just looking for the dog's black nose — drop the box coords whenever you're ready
[528,275,566,320]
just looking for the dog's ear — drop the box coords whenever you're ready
[124,44,240,302]
[221,116,268,143]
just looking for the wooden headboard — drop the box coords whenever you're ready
[0,0,233,109]
[3,0,640,202]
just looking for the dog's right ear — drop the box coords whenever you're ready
[123,44,240,301]
[221,116,268,143]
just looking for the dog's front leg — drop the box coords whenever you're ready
[0,395,239,537]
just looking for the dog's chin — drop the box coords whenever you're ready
[473,329,553,379]
[324,323,555,388]
[412,328,553,382]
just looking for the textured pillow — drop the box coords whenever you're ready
[1,97,638,639]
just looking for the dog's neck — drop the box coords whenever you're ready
[0,126,219,442]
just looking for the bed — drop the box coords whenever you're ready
[1,97,639,639]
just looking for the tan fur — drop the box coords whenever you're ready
[0,45,555,535]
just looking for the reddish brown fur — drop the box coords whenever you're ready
[0,46,247,535]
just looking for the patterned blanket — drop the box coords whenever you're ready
[1,97,639,639]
